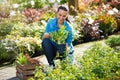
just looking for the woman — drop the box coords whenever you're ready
[42,5,74,68]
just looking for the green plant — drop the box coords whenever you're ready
[98,14,118,36]
[10,22,45,38]
[79,42,120,79]
[0,21,44,63]
[16,37,41,56]
[28,66,45,80]
[0,38,18,63]
[60,0,68,4]
[27,42,120,80]
[41,12,55,22]
[16,52,27,65]
[0,22,13,36]
[29,54,81,80]
[105,36,120,51]
[22,0,43,9]
[9,22,43,56]
[50,25,69,44]
[0,2,10,18]
[105,36,120,47]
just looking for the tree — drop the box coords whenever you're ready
[68,0,79,15]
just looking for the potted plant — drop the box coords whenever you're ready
[50,25,68,55]
[16,52,40,80]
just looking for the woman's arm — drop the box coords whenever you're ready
[66,26,74,47]
[42,19,52,39]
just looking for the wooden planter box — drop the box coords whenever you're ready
[16,61,39,80]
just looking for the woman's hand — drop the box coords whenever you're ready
[66,43,68,51]
[42,33,50,39]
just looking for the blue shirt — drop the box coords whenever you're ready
[45,18,74,52]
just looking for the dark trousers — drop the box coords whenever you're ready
[42,38,57,66]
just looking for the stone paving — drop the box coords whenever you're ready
[0,42,93,80]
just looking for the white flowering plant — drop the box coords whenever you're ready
[23,0,43,9]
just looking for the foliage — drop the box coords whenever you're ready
[77,0,91,13]
[23,8,43,23]
[40,12,55,22]
[0,2,10,18]
[28,42,120,80]
[0,38,18,63]
[16,37,41,55]
[29,53,81,80]
[109,1,120,10]
[72,16,83,43]
[90,0,105,6]
[28,65,45,80]
[113,12,120,30]
[10,0,26,4]
[105,36,120,51]
[60,0,68,4]
[0,21,45,63]
[98,14,118,36]
[16,52,27,65]
[0,22,13,36]
[50,25,69,44]
[105,36,120,47]
[79,42,120,79]
[9,22,43,55]
[10,22,45,38]
[21,0,44,9]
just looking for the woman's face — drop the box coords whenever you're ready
[57,9,68,24]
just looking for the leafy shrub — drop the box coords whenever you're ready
[0,22,13,36]
[0,38,18,63]
[29,65,45,80]
[22,0,44,9]
[29,57,81,80]
[23,8,43,23]
[98,14,118,36]
[11,22,44,55]
[16,37,42,56]
[105,36,120,51]
[29,42,120,80]
[109,1,120,10]
[60,0,68,4]
[40,12,55,21]
[79,43,120,79]
[105,36,120,47]
[113,12,120,31]
[72,20,83,44]
[0,22,45,63]
[10,22,45,38]
[0,2,10,18]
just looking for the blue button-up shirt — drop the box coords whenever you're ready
[45,18,74,52]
